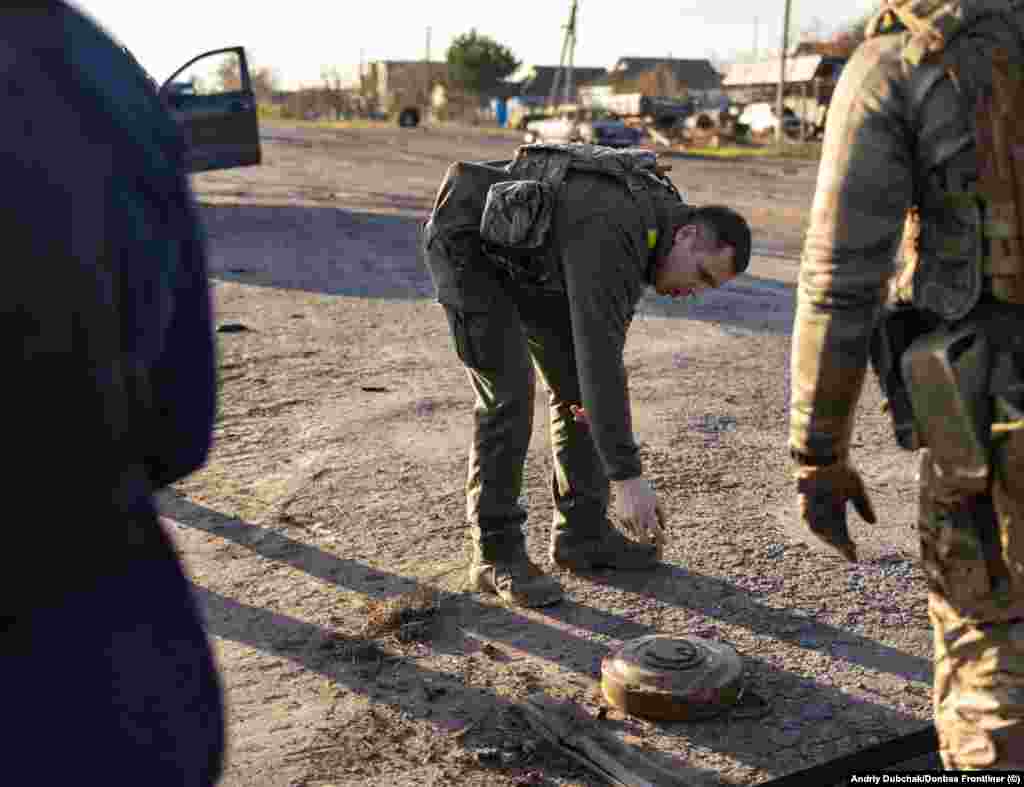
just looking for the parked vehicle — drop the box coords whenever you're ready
[736,102,802,139]
[583,92,693,125]
[524,107,643,148]
[131,45,262,172]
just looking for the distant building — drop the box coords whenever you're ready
[361,60,451,117]
[600,57,724,105]
[722,54,846,108]
[503,64,610,104]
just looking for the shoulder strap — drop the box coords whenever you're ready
[511,142,684,256]
[865,1,965,64]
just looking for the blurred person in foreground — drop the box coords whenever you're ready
[788,0,1024,769]
[1,3,223,783]
[422,142,750,607]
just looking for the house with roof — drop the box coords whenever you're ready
[721,53,846,121]
[359,60,452,117]
[599,57,724,105]
[502,64,609,104]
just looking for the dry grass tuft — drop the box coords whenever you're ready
[363,585,441,642]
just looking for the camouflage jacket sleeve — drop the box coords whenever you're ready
[561,213,648,481]
[789,36,916,460]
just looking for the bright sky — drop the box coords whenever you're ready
[78,0,882,89]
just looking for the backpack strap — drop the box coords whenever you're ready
[510,142,684,270]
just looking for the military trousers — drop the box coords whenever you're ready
[435,263,611,554]
[917,450,1024,769]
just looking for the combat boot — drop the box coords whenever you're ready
[550,520,659,572]
[468,531,564,607]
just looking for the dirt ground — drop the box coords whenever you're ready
[159,123,937,786]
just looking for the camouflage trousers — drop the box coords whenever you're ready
[918,450,1024,769]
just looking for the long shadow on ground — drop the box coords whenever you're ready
[164,493,936,781]
[199,201,797,336]
[199,204,431,300]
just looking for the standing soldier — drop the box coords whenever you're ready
[423,143,750,607]
[789,0,1024,769]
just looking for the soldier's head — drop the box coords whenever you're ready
[654,205,751,298]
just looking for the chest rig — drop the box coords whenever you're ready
[477,143,682,291]
[874,0,1024,320]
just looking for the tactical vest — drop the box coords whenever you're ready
[871,0,1024,320]
[425,143,684,293]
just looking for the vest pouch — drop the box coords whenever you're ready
[479,180,555,250]
[869,303,940,450]
[903,323,992,495]
[914,191,984,321]
[977,48,1024,305]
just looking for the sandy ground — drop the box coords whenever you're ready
[159,123,937,786]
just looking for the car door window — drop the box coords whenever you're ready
[161,48,260,172]
[164,49,251,106]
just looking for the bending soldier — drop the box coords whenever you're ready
[789,0,1024,769]
[423,143,751,607]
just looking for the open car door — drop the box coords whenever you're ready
[159,46,261,173]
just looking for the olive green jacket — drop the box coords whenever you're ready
[551,170,691,480]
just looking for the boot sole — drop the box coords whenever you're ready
[469,570,564,608]
[550,553,658,572]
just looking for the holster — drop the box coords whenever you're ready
[869,303,939,450]
[902,322,993,495]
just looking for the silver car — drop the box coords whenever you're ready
[525,108,642,148]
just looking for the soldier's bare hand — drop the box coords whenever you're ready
[794,462,876,563]
[612,476,663,544]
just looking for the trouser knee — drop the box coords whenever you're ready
[929,596,1024,769]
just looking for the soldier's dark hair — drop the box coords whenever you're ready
[693,205,752,274]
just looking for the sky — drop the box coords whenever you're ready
[79,0,882,90]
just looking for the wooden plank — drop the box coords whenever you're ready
[518,693,691,787]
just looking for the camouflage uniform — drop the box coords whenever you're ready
[789,0,1024,769]
[423,145,690,591]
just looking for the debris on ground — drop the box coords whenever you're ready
[363,585,441,642]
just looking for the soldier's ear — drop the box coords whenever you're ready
[675,224,696,244]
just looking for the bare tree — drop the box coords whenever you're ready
[215,55,279,102]
[252,67,279,103]
[321,67,356,119]
[215,57,241,92]
[283,87,315,120]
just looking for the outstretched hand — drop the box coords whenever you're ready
[612,476,665,548]
[794,462,876,562]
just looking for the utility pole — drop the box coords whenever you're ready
[547,0,578,109]
[424,26,432,121]
[359,47,366,113]
[775,0,792,144]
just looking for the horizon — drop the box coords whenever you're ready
[79,0,881,90]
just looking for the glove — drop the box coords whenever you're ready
[612,476,666,547]
[794,461,876,562]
